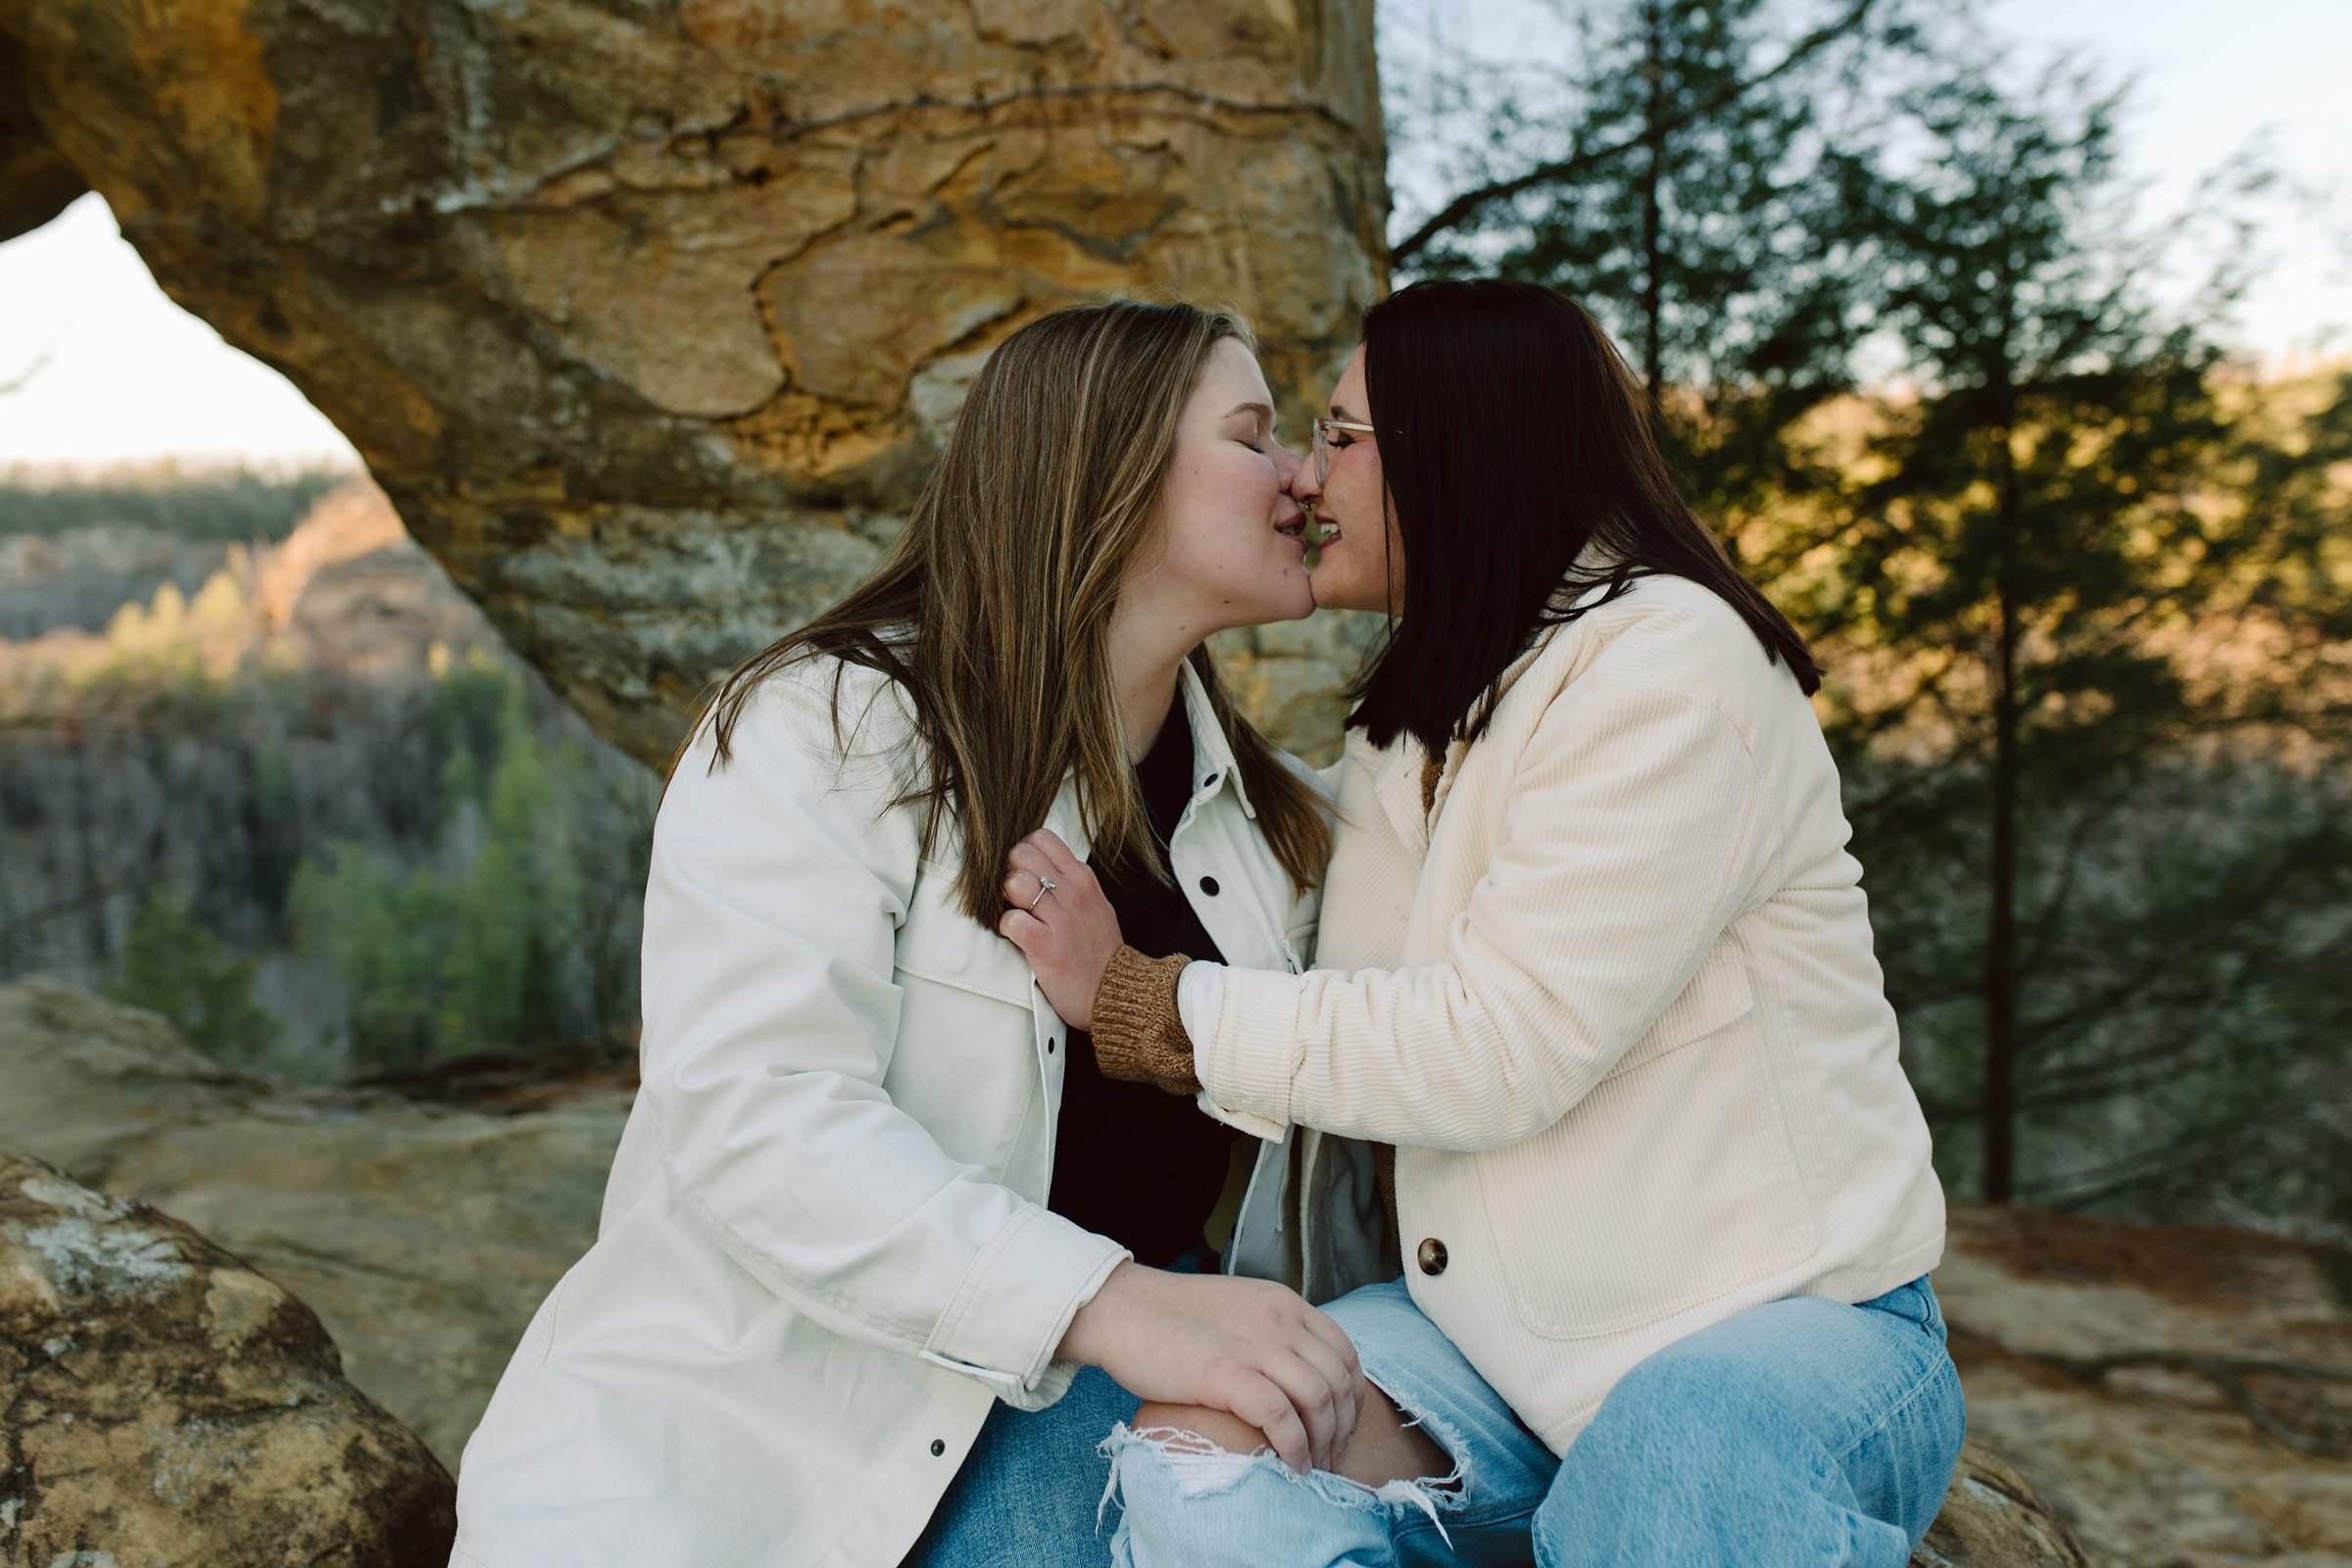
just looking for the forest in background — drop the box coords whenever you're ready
[0,470,659,1084]
[1380,0,2351,1239]
[0,0,2344,1249]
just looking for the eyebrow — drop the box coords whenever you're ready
[1225,401,1275,425]
[1329,402,1364,420]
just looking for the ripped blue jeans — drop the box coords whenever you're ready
[1102,1275,1964,1568]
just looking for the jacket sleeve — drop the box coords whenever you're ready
[639,667,1128,1410]
[1194,673,1777,1153]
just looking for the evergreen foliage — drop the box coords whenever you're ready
[107,885,279,1066]
[290,653,637,1072]
[0,466,346,540]
[1389,3,2352,1230]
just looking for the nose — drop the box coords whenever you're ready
[1285,444,1321,505]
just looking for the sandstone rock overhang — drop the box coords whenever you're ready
[0,0,1392,766]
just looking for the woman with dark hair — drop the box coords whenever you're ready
[1004,278,1963,1566]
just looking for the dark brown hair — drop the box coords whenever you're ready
[1347,277,1820,757]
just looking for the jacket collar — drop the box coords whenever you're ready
[1177,655,1255,820]
[1357,544,1634,847]
[1361,728,1436,856]
[1042,655,1254,860]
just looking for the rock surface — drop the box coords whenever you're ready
[1921,1446,2094,1566]
[0,979,629,1467]
[2,0,1390,766]
[1940,1202,2352,1565]
[0,980,2103,1561]
[0,1148,454,1565]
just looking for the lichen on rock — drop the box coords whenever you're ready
[0,1148,456,1566]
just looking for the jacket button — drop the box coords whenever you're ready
[930,1439,946,1456]
[1202,773,1220,790]
[1046,1036,1056,1054]
[1417,1238,1448,1276]
[1199,876,1220,896]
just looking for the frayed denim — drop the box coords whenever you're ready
[1102,1276,1964,1568]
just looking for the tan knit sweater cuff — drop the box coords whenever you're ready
[1090,946,1201,1097]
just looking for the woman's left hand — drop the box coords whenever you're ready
[1000,829,1122,1029]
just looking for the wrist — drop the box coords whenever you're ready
[1054,1257,1139,1365]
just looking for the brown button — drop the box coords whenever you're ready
[1416,1238,1447,1276]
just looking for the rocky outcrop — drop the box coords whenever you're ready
[1923,1446,2093,1566]
[0,979,628,1467]
[1940,1202,2352,1565]
[2,0,1389,766]
[0,30,81,240]
[0,980,2103,1562]
[0,1148,454,1564]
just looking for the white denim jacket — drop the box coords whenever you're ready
[449,653,1390,1568]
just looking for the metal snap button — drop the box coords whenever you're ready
[1416,1237,1447,1276]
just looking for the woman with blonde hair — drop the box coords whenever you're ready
[449,301,1397,1568]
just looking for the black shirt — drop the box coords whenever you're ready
[1045,702,1246,1268]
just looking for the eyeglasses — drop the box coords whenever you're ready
[1310,416,1377,485]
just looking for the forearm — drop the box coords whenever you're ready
[1089,945,1201,1094]
[1192,958,1581,1150]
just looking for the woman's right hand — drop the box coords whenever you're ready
[1055,1260,1363,1474]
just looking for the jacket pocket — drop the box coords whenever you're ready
[1474,960,1821,1339]
[886,862,1042,1177]
[1598,959,1757,1083]
[896,860,1036,1007]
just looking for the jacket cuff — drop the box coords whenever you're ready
[1092,946,1200,1095]
[1195,963,1307,1128]
[920,1203,1130,1408]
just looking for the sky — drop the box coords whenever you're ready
[0,0,2345,470]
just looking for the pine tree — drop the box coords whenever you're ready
[1797,67,2352,1206]
[1393,0,1900,521]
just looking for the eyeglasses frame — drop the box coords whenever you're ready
[1310,416,1377,485]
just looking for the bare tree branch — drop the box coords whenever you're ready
[1389,0,1881,266]
[0,349,51,398]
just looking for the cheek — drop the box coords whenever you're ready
[1338,449,1384,516]
[1204,460,1281,552]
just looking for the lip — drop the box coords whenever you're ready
[1278,503,1337,549]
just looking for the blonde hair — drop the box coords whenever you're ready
[681,301,1330,923]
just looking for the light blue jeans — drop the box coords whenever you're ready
[1101,1275,1965,1568]
[902,1361,1140,1568]
[901,1244,1220,1568]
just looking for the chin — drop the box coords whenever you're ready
[1308,573,1384,613]
[1267,577,1318,622]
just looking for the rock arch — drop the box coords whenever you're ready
[1,0,1388,762]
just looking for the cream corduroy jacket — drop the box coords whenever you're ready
[1183,573,1946,1453]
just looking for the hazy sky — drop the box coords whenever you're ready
[1,0,2344,469]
